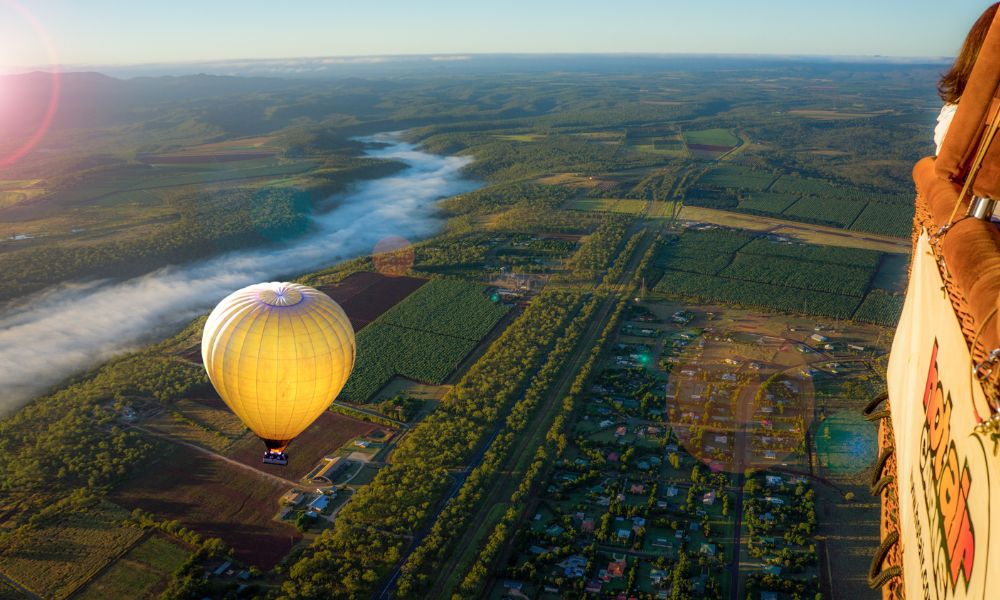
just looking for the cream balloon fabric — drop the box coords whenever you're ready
[201,282,355,451]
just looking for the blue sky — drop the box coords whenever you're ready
[0,0,992,69]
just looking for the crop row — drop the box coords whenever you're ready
[698,165,776,191]
[380,279,508,341]
[851,289,905,327]
[782,196,867,228]
[739,238,882,269]
[0,501,144,600]
[719,254,872,297]
[653,269,861,318]
[737,192,798,213]
[849,202,915,238]
[341,325,478,402]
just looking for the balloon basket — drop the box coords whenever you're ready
[262,451,288,466]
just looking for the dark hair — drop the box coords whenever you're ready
[939,3,1000,104]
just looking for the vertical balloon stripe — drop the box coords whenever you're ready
[201,282,355,450]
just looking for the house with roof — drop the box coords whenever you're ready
[310,456,351,485]
[559,555,588,579]
[603,559,626,581]
[307,494,330,515]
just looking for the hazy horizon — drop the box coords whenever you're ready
[0,0,986,72]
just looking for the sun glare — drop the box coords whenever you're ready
[0,0,60,168]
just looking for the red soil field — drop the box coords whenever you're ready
[318,271,427,331]
[111,441,300,569]
[225,410,388,480]
[686,143,734,152]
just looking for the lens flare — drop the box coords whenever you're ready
[665,320,815,475]
[0,0,60,169]
[372,235,415,276]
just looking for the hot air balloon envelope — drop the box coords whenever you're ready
[201,282,355,463]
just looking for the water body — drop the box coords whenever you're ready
[0,133,478,414]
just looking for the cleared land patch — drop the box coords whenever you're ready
[111,441,299,569]
[75,535,191,600]
[0,501,145,600]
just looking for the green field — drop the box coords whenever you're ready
[782,196,867,228]
[652,229,884,319]
[815,412,878,476]
[698,165,775,190]
[852,289,905,327]
[850,201,914,238]
[340,279,510,402]
[567,198,675,217]
[683,128,740,147]
[75,535,191,600]
[737,191,799,214]
[567,198,648,214]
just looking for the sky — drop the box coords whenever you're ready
[0,0,993,71]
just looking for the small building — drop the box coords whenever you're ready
[702,490,716,506]
[308,494,330,514]
[311,457,351,485]
[811,333,829,343]
[700,543,716,557]
[650,568,670,585]
[605,560,627,580]
[281,490,305,506]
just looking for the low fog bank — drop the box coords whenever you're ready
[0,134,477,414]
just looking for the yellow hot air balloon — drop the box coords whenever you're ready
[201,282,355,464]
